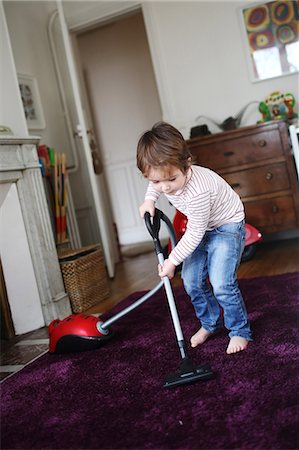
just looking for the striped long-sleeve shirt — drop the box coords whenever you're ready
[145,165,245,266]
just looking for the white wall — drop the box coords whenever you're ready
[3,1,72,154]
[61,0,299,137]
[0,1,27,136]
[142,1,299,138]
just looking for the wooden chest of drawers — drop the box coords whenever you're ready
[187,121,299,234]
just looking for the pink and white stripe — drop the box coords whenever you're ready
[145,165,244,266]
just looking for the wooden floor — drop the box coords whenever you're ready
[1,236,299,381]
[85,236,299,315]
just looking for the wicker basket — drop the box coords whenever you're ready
[59,245,110,313]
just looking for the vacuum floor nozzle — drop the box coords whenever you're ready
[164,359,214,388]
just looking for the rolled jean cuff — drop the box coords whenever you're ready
[201,323,223,334]
[228,331,253,341]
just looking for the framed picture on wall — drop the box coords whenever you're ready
[18,74,46,130]
[240,1,299,82]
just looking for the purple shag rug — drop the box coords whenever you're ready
[1,272,299,450]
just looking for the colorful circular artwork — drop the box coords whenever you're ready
[271,1,294,25]
[245,5,270,32]
[243,1,299,79]
[276,23,297,44]
[249,30,274,50]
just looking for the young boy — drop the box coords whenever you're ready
[137,122,252,354]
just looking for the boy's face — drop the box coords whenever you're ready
[147,165,188,195]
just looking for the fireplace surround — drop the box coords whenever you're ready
[0,136,71,335]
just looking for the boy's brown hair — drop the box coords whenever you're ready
[137,122,192,176]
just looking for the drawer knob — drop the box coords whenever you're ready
[231,183,240,189]
[266,172,273,180]
[272,205,279,213]
[258,139,267,147]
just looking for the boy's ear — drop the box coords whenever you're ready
[183,157,192,174]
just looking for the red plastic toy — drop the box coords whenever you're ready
[48,314,110,354]
[168,210,262,262]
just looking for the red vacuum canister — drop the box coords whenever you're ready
[48,314,111,354]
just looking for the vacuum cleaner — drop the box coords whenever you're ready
[49,208,213,388]
[143,209,213,387]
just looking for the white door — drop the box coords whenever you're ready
[56,0,117,277]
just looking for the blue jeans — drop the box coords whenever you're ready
[181,220,252,341]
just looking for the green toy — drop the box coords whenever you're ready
[258,91,297,123]
[258,101,272,123]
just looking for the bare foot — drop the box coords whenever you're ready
[226,336,249,354]
[190,328,212,347]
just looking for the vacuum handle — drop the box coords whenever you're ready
[157,252,184,343]
[144,210,161,240]
[144,210,163,255]
[145,210,185,349]
[144,208,178,256]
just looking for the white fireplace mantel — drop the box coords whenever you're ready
[0,136,71,335]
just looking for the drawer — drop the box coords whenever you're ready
[189,129,283,170]
[223,162,290,198]
[244,195,297,233]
